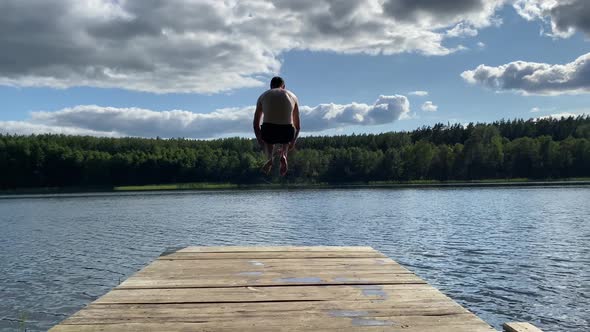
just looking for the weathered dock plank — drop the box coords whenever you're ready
[176,246,377,252]
[160,251,387,260]
[50,246,498,331]
[503,322,544,332]
[94,284,447,304]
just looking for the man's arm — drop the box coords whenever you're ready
[253,101,264,146]
[291,102,301,147]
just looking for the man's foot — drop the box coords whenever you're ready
[261,159,273,175]
[280,154,288,176]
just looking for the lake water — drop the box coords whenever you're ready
[1,187,589,331]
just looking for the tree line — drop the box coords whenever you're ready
[1,116,589,189]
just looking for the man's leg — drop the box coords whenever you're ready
[279,144,288,176]
[262,142,274,175]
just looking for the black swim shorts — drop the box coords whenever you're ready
[261,123,295,144]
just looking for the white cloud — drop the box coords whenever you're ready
[0,121,121,137]
[461,52,590,95]
[477,41,486,48]
[421,101,438,112]
[383,0,506,28]
[0,0,508,94]
[446,22,479,38]
[0,95,411,138]
[409,90,429,96]
[537,112,584,120]
[530,107,541,113]
[301,95,411,131]
[514,0,590,38]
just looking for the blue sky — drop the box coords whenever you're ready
[0,1,589,138]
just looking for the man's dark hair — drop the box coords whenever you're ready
[270,76,285,89]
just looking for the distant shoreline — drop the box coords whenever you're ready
[1,179,590,196]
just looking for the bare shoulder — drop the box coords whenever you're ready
[287,90,298,104]
[257,89,271,104]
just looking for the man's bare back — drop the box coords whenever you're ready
[253,76,301,176]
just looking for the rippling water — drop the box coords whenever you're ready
[1,187,589,331]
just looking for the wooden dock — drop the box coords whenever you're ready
[50,246,538,331]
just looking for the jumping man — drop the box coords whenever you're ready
[253,76,301,176]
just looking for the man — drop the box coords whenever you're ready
[253,76,301,176]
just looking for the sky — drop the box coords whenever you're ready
[0,0,589,139]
